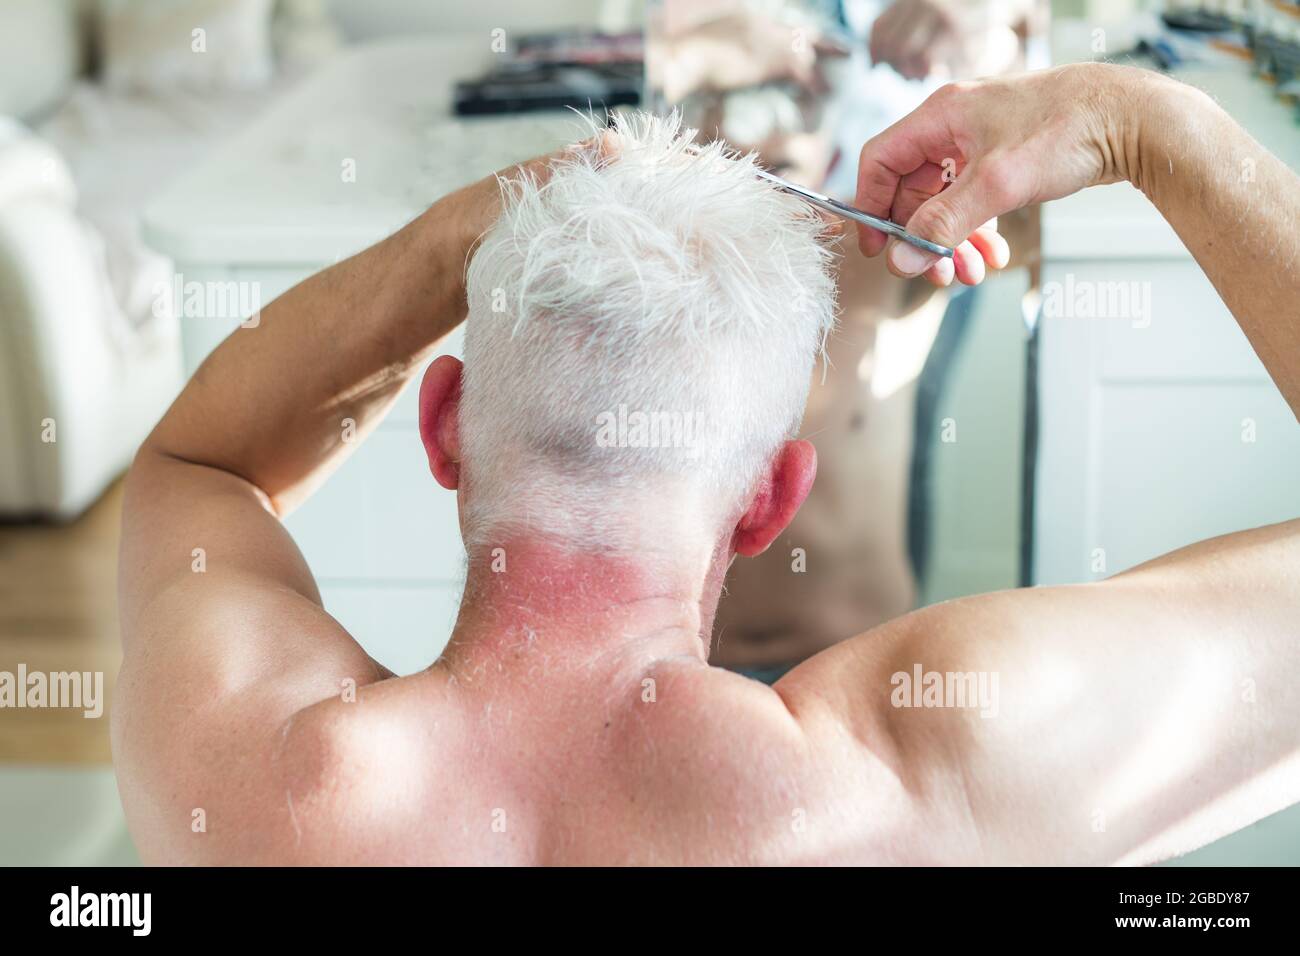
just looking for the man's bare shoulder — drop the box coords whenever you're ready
[259,645,951,864]
[263,658,815,863]
[268,671,534,864]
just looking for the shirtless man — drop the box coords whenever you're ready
[115,63,1299,865]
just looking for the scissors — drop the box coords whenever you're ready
[754,168,955,259]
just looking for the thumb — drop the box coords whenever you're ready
[887,168,1001,277]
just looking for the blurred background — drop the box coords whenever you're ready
[0,0,1297,865]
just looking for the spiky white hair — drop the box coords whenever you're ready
[460,111,837,552]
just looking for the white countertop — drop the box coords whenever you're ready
[142,37,584,265]
[147,28,1300,267]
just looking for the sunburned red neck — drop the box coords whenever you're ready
[442,535,731,670]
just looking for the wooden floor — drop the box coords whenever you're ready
[0,482,123,764]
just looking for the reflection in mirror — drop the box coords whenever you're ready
[645,0,1044,679]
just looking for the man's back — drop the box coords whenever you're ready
[280,656,816,866]
[118,634,869,865]
[114,512,1300,866]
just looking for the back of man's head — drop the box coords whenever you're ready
[459,112,837,553]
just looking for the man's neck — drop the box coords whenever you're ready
[439,535,730,680]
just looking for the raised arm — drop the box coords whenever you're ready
[782,63,1300,864]
[785,518,1300,864]
[113,163,518,860]
[854,62,1300,418]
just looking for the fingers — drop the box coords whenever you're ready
[921,255,954,287]
[952,239,986,286]
[891,163,949,229]
[854,106,954,257]
[966,221,1010,270]
[857,221,891,260]
[870,3,943,78]
[898,52,932,82]
[892,219,1007,287]
[885,171,1004,277]
[909,242,976,287]
[896,14,940,80]
[867,10,902,68]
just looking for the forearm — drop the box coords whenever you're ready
[1125,75,1300,418]
[142,178,495,514]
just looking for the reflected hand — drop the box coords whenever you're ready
[659,12,827,102]
[868,0,964,80]
[869,0,1024,82]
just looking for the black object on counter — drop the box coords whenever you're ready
[454,61,642,116]
[453,31,643,116]
[1160,10,1235,32]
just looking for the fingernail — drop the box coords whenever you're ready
[889,241,933,277]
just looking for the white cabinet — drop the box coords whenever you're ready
[1034,248,1300,584]
[1033,68,1300,586]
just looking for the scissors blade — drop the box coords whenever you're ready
[754,168,955,259]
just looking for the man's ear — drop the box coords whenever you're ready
[732,439,817,557]
[418,355,463,490]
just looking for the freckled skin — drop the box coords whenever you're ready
[116,71,1300,865]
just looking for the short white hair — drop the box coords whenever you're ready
[460,111,837,553]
